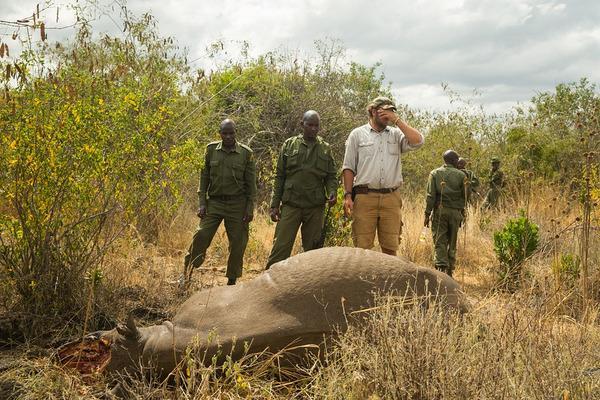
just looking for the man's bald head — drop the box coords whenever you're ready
[220,119,236,132]
[301,110,320,141]
[219,119,236,149]
[302,110,320,122]
[443,150,459,167]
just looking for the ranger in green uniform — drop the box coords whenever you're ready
[424,150,467,277]
[265,110,338,269]
[482,157,504,210]
[457,157,480,204]
[182,119,257,286]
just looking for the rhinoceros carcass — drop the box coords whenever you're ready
[77,247,468,378]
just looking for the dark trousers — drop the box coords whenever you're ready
[266,204,325,269]
[184,199,248,279]
[431,207,463,277]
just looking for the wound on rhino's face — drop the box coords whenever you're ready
[57,335,112,375]
[58,315,145,376]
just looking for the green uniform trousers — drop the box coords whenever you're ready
[184,199,249,279]
[483,188,501,209]
[431,207,463,277]
[266,204,325,269]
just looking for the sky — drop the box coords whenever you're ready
[1,0,599,113]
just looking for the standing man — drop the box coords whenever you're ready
[266,110,338,269]
[482,157,504,210]
[342,96,424,256]
[424,150,467,277]
[457,157,480,204]
[182,119,256,286]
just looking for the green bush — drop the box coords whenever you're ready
[493,211,540,290]
[552,253,581,288]
[0,14,201,331]
[323,187,353,248]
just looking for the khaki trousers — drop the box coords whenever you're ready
[352,190,403,251]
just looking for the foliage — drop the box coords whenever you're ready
[0,1,598,342]
[505,78,600,182]
[552,253,581,288]
[323,187,353,248]
[402,110,488,190]
[0,12,202,329]
[189,40,391,202]
[493,211,540,290]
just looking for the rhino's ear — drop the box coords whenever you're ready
[116,313,139,340]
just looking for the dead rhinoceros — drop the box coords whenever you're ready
[74,247,468,378]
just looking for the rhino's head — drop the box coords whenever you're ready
[85,314,148,375]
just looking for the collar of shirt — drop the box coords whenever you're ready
[215,141,241,153]
[368,122,391,134]
[298,134,321,146]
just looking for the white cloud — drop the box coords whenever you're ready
[1,0,598,113]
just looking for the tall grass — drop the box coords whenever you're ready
[309,295,600,400]
[1,187,598,399]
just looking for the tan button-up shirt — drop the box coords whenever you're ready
[342,123,424,189]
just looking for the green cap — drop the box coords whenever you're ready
[369,96,397,111]
[491,157,500,163]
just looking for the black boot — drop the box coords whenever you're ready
[227,277,236,286]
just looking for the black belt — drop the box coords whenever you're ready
[354,186,398,195]
[209,195,242,201]
[369,187,398,193]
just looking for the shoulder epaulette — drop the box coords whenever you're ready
[315,136,329,146]
[286,135,302,143]
[207,141,220,147]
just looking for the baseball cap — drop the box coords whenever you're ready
[369,96,397,111]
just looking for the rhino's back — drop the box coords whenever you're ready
[174,248,465,334]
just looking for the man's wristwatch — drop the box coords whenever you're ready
[344,191,352,198]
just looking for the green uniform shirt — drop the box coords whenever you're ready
[198,141,257,215]
[270,135,338,209]
[489,169,504,190]
[463,169,480,199]
[425,164,467,215]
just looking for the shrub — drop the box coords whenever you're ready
[0,14,201,332]
[493,211,540,290]
[552,253,581,288]
[323,187,353,248]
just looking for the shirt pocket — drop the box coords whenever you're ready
[286,149,300,170]
[282,181,294,203]
[232,162,245,184]
[358,140,374,158]
[209,159,220,179]
[312,187,326,203]
[316,151,330,173]
[387,138,399,155]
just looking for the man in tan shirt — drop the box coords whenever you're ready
[342,96,424,255]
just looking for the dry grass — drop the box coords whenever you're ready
[1,189,598,399]
[309,295,600,400]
